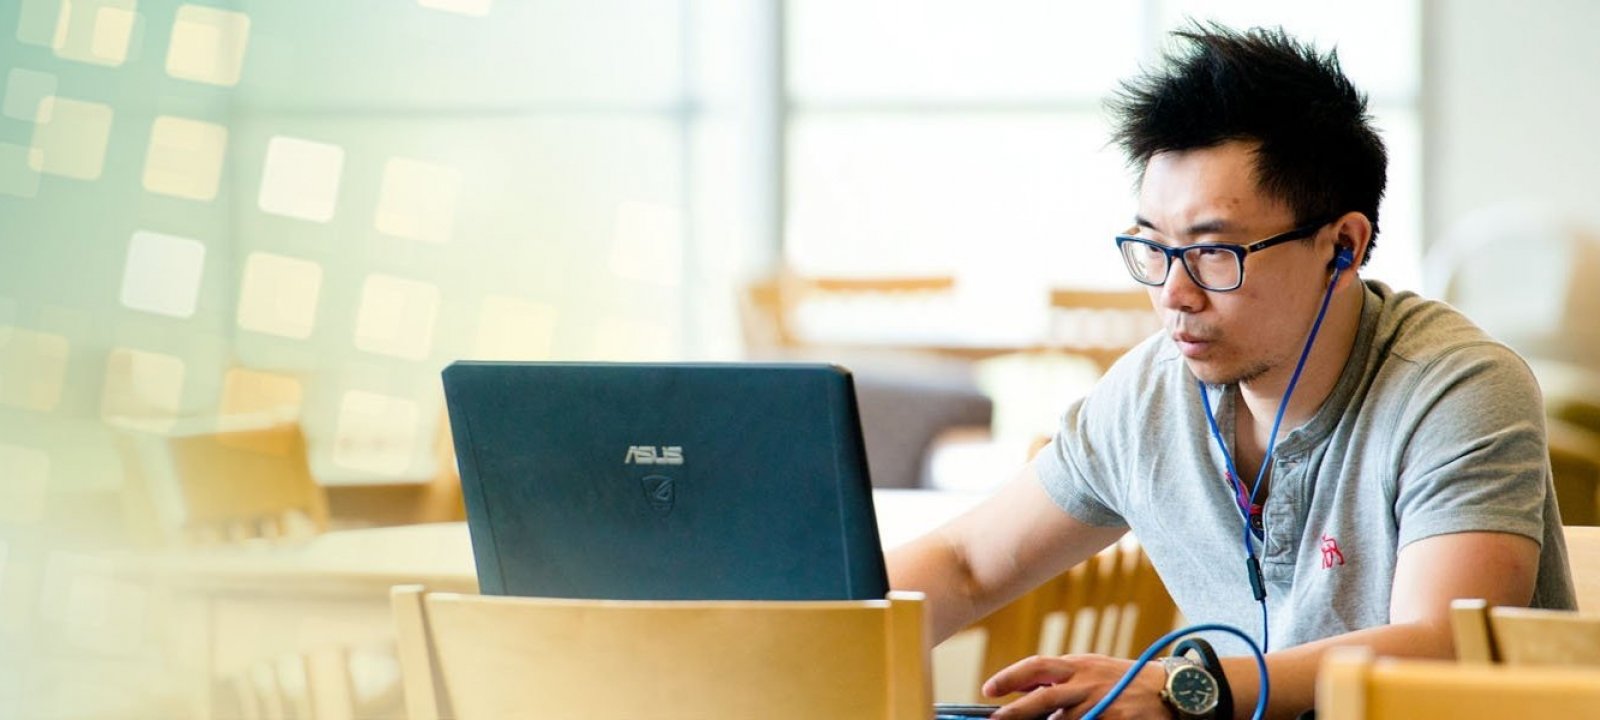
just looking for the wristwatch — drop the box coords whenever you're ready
[1175,637,1233,720]
[1159,652,1220,719]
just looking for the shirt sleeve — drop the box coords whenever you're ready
[1035,396,1126,527]
[1032,344,1165,530]
[1391,342,1549,550]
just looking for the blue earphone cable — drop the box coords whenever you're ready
[1075,248,1351,720]
[1081,623,1271,720]
[1197,253,1349,654]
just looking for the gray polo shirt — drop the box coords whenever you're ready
[1036,280,1576,655]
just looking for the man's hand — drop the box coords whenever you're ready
[984,654,1170,720]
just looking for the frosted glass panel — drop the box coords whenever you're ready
[238,0,682,108]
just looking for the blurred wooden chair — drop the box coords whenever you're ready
[1316,648,1600,719]
[323,408,467,527]
[1547,418,1600,526]
[1451,599,1600,666]
[391,585,929,720]
[939,533,1178,702]
[118,420,328,546]
[741,271,958,351]
[115,422,405,719]
[1565,524,1600,611]
[1044,288,1159,373]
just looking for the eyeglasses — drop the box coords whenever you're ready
[1114,220,1331,293]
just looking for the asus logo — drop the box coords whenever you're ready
[624,445,683,465]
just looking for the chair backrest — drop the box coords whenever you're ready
[955,533,1177,701]
[324,407,467,526]
[391,585,930,720]
[742,271,959,351]
[1567,524,1600,611]
[1547,418,1600,525]
[1317,647,1600,719]
[1451,598,1600,666]
[118,421,328,545]
[167,422,328,543]
[1044,288,1159,372]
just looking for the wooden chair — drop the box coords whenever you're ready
[1568,524,1600,611]
[118,420,328,546]
[116,421,369,718]
[1316,647,1600,719]
[939,533,1178,702]
[1451,599,1600,666]
[741,271,959,351]
[1547,417,1600,526]
[324,408,468,527]
[1044,288,1160,373]
[391,585,929,720]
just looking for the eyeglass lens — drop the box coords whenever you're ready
[1121,241,1242,291]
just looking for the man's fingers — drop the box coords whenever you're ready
[982,655,1075,697]
[988,682,1092,720]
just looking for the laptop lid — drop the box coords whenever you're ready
[441,361,890,601]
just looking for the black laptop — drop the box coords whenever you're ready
[441,361,890,601]
[443,360,1026,719]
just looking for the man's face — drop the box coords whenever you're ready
[1132,140,1338,387]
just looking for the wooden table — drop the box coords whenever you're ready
[117,488,989,720]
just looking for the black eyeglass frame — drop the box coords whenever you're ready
[1113,219,1334,293]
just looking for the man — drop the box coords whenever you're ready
[888,24,1575,720]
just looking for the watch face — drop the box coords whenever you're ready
[1169,666,1219,713]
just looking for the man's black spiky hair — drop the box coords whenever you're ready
[1108,22,1388,262]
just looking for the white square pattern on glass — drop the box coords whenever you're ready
[474,296,556,360]
[28,96,113,180]
[353,274,440,361]
[258,136,345,222]
[236,252,323,339]
[0,327,70,412]
[0,443,50,526]
[374,157,462,243]
[333,390,420,477]
[143,115,228,201]
[50,0,137,67]
[166,4,251,87]
[16,0,63,47]
[100,347,186,432]
[120,231,206,318]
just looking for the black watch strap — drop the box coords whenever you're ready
[1175,637,1233,720]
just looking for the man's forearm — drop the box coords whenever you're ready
[1217,620,1454,720]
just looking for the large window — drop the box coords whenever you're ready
[784,1,1423,341]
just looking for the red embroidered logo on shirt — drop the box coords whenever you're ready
[1320,535,1346,569]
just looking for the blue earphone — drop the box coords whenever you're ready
[1332,244,1354,270]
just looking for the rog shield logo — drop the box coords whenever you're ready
[641,474,675,515]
